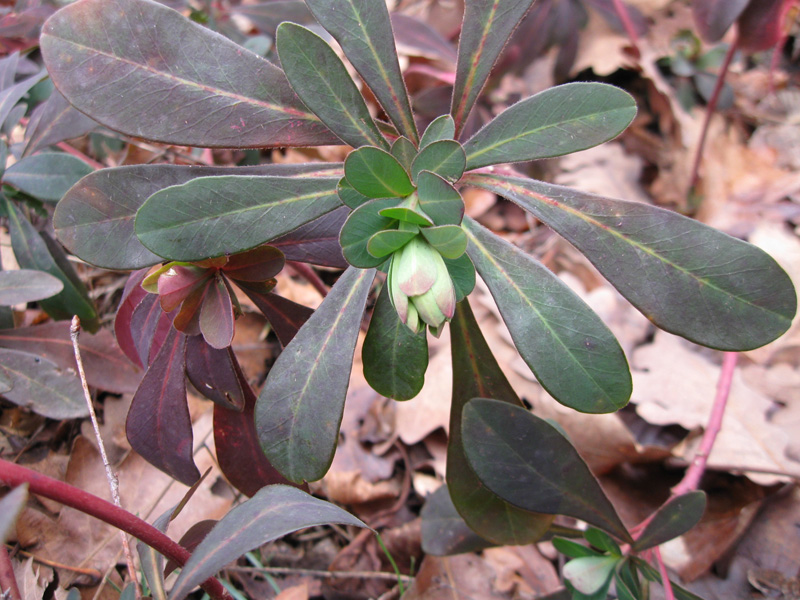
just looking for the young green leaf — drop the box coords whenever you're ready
[367,229,417,258]
[585,528,622,556]
[411,140,466,183]
[462,83,637,170]
[420,485,496,556]
[337,178,372,210]
[40,0,338,148]
[255,267,375,483]
[169,485,369,600]
[3,153,93,202]
[464,218,631,413]
[277,23,389,150]
[632,491,706,552]
[444,254,476,302]
[305,0,418,142]
[363,284,428,400]
[552,538,604,559]
[448,300,553,545]
[0,270,63,305]
[378,194,434,227]
[391,137,417,170]
[421,225,468,259]
[420,115,456,148]
[450,0,535,134]
[136,175,341,261]
[462,398,633,542]
[416,171,465,226]
[344,147,414,198]
[340,197,400,268]
[465,172,798,351]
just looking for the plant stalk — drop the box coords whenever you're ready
[0,545,21,600]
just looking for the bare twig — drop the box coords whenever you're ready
[7,547,103,580]
[225,565,414,584]
[70,316,141,599]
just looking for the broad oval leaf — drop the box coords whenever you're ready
[255,267,375,483]
[421,225,467,259]
[0,348,88,419]
[54,163,340,270]
[344,147,414,199]
[186,339,243,411]
[135,175,341,261]
[448,300,554,545]
[464,218,631,413]
[3,153,93,202]
[362,284,428,400]
[337,178,372,210]
[340,197,399,268]
[416,171,464,226]
[277,22,388,150]
[169,485,368,600]
[450,0,535,134]
[462,83,637,170]
[632,491,706,552]
[198,275,235,350]
[391,137,417,171]
[367,229,417,258]
[41,0,338,148]
[0,269,63,305]
[305,0,418,142]
[420,485,495,556]
[420,115,456,148]
[23,89,97,157]
[465,173,798,351]
[462,398,632,542]
[411,140,465,183]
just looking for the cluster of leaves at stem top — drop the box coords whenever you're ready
[41,0,796,564]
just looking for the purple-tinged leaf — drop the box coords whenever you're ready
[130,293,174,366]
[3,153,93,202]
[135,175,341,261]
[232,1,314,35]
[40,0,338,148]
[391,13,457,64]
[450,0,535,135]
[54,163,338,271]
[270,206,348,268]
[465,172,798,351]
[185,339,243,411]
[169,485,368,600]
[420,484,495,556]
[223,246,285,283]
[256,267,375,483]
[0,53,20,91]
[692,0,749,42]
[126,327,199,486]
[0,348,88,419]
[164,520,218,577]
[0,269,63,305]
[0,69,46,129]
[462,398,632,542]
[583,0,647,36]
[737,0,785,52]
[198,275,235,350]
[23,88,97,157]
[237,286,313,348]
[158,266,213,313]
[632,492,706,552]
[305,0,419,143]
[115,270,148,368]
[448,299,552,545]
[0,321,142,394]
[173,280,211,337]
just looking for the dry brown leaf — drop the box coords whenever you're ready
[403,554,512,600]
[12,556,54,599]
[275,582,310,600]
[483,545,560,597]
[572,9,634,77]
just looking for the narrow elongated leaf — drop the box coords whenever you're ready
[462,83,636,170]
[270,206,348,268]
[632,491,706,551]
[391,13,458,64]
[305,0,418,142]
[136,175,341,261]
[5,197,98,329]
[464,218,631,413]
[186,339,243,411]
[420,115,456,148]
[23,89,97,157]
[450,0,535,134]
[232,1,314,35]
[0,270,63,305]
[448,300,553,545]
[465,173,798,350]
[462,398,632,542]
[0,348,88,419]
[0,69,46,129]
[40,0,338,148]
[411,140,465,182]
[278,23,388,150]
[3,153,93,202]
[126,327,200,486]
[255,267,375,483]
[169,485,368,600]
[362,284,428,400]
[345,147,414,198]
[420,485,495,556]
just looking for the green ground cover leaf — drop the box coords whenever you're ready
[345,147,415,198]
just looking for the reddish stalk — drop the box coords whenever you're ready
[288,261,329,297]
[0,459,232,600]
[654,548,675,600]
[0,545,21,600]
[611,0,641,57]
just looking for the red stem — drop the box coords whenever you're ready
[654,548,675,600]
[611,0,641,57]
[287,261,329,297]
[0,545,21,600]
[0,459,232,600]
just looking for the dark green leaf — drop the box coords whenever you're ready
[6,197,98,329]
[0,70,47,130]
[420,485,495,556]
[340,197,399,268]
[552,538,603,559]
[0,349,87,419]
[337,178,371,210]
[344,147,414,198]
[420,115,456,147]
[444,254,476,302]
[421,225,467,259]
[462,398,632,542]
[391,136,417,170]
[3,153,93,202]
[632,491,706,551]
[0,485,28,545]
[255,267,375,483]
[42,0,338,148]
[462,83,637,170]
[0,270,63,305]
[585,528,621,556]
[169,485,368,600]
[277,23,388,150]
[464,218,631,413]
[450,0,535,134]
[367,229,417,258]
[305,0,418,142]
[416,171,464,226]
[363,283,428,400]
[135,175,341,261]
[465,173,798,351]
[615,573,638,600]
[448,300,553,545]
[411,140,465,183]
